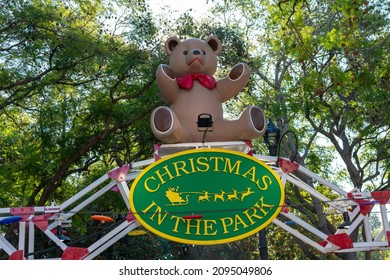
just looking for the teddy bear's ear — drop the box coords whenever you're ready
[205,36,222,55]
[164,36,181,55]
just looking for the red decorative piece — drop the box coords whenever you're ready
[32,214,54,231]
[358,202,374,216]
[386,232,390,246]
[8,250,24,260]
[347,192,374,216]
[278,158,299,174]
[371,191,390,205]
[327,233,353,249]
[10,207,34,222]
[154,144,161,161]
[183,215,203,219]
[61,247,89,260]
[281,204,289,213]
[359,202,374,216]
[110,185,120,192]
[317,240,328,247]
[244,140,253,156]
[107,164,130,182]
[126,212,136,222]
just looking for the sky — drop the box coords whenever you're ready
[146,0,215,18]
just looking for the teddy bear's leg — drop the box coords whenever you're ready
[238,106,267,139]
[152,106,173,132]
[151,106,191,143]
[249,105,266,133]
[211,106,266,141]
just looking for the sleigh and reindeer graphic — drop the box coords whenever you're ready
[165,186,254,206]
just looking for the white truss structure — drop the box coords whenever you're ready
[0,141,389,259]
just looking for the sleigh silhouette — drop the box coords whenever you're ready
[165,187,189,206]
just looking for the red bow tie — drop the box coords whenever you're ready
[176,74,216,90]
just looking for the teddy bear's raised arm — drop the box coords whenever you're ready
[216,63,251,103]
[156,64,179,105]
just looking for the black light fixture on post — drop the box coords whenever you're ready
[259,119,281,260]
[263,119,281,157]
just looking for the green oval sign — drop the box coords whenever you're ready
[129,148,284,245]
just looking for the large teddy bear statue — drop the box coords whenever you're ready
[151,36,267,143]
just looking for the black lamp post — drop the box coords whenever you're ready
[259,119,281,260]
[264,119,281,157]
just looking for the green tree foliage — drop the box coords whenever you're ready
[0,0,161,207]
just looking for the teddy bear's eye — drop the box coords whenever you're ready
[183,51,188,55]
[202,50,206,55]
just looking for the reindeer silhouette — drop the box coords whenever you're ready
[214,191,225,202]
[227,189,239,201]
[198,191,210,203]
[240,187,254,201]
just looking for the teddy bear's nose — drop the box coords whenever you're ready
[192,50,201,55]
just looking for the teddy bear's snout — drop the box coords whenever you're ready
[192,49,201,55]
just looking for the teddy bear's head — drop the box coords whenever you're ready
[164,36,222,77]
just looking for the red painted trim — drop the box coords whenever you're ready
[347,192,374,216]
[358,203,374,216]
[327,233,353,249]
[8,250,24,260]
[154,144,161,161]
[32,214,54,231]
[281,204,289,213]
[107,164,130,182]
[244,140,253,156]
[126,212,135,222]
[10,207,34,222]
[110,185,120,192]
[61,247,89,260]
[318,240,328,247]
[183,215,203,219]
[371,191,390,205]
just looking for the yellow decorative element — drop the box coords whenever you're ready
[128,230,147,236]
[165,187,189,206]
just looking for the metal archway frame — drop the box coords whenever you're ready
[1,141,389,259]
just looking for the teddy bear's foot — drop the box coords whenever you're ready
[249,106,266,133]
[152,106,173,133]
[151,107,192,143]
[237,106,267,140]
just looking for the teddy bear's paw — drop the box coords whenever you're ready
[229,63,250,80]
[161,64,175,79]
[152,107,173,132]
[229,64,244,80]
